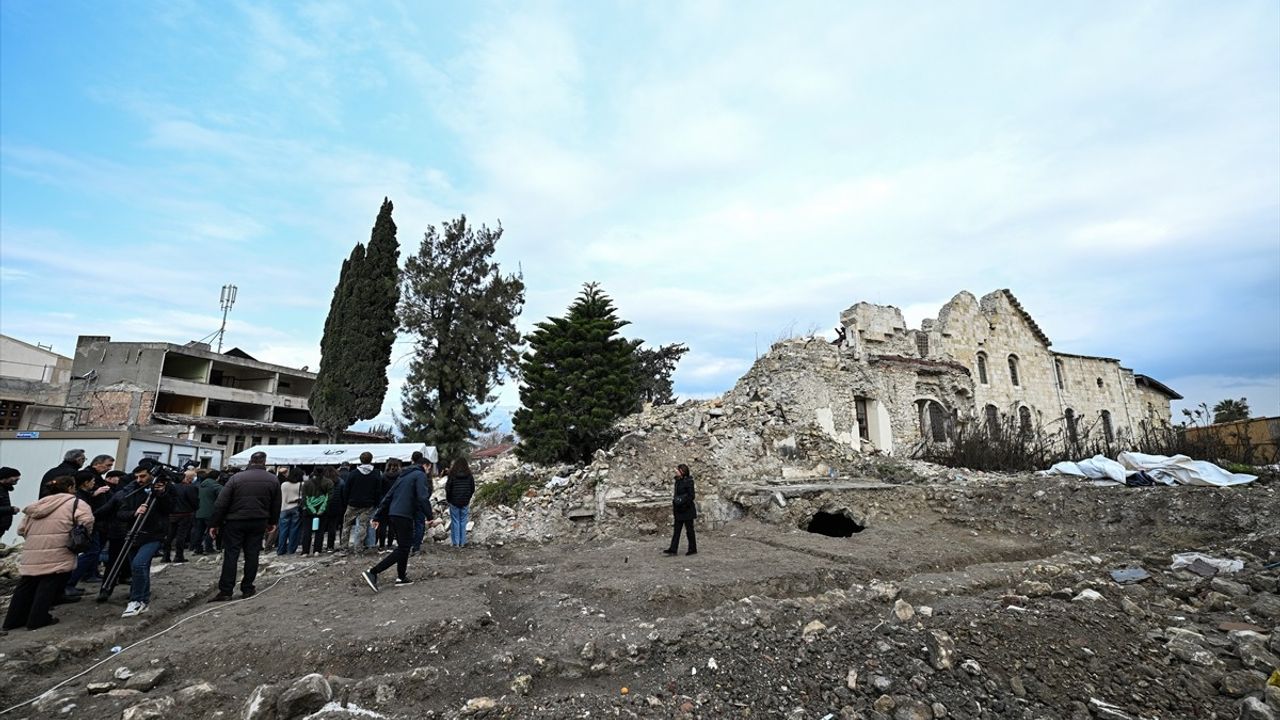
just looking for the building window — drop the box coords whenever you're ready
[976,353,988,384]
[251,436,263,447]
[916,332,929,358]
[855,397,871,441]
[984,404,999,433]
[1101,410,1114,443]
[917,400,948,443]
[1018,406,1033,437]
[268,437,279,445]
[143,451,162,461]
[232,436,245,454]
[1008,355,1020,387]
[1096,377,1104,389]
[200,433,214,444]
[176,454,192,466]
[1064,408,1078,446]
[1055,359,1065,389]
[0,400,28,430]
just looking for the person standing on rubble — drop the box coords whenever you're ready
[663,463,698,556]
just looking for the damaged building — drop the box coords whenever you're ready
[65,336,376,451]
[740,289,1182,455]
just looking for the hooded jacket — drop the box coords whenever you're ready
[17,493,95,576]
[374,465,432,522]
[342,465,384,509]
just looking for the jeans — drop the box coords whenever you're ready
[276,508,301,555]
[343,506,375,550]
[370,516,414,580]
[129,540,163,603]
[449,505,470,546]
[219,520,266,595]
[412,511,426,551]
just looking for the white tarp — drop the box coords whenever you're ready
[1040,451,1256,487]
[1117,451,1256,487]
[228,442,436,467]
[1041,454,1128,484]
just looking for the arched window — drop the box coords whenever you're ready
[984,404,999,433]
[1008,355,1020,387]
[1064,408,1078,445]
[1101,410,1114,443]
[917,400,948,443]
[976,352,988,384]
[1018,406,1033,437]
[1054,359,1065,389]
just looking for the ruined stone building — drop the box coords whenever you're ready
[730,290,1181,456]
[0,334,73,430]
[65,336,375,452]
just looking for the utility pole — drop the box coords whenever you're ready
[217,284,238,353]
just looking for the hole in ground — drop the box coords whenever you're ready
[806,511,864,538]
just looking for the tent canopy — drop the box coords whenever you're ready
[228,442,436,467]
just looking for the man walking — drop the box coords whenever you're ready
[208,451,280,601]
[41,449,86,498]
[361,458,431,592]
[340,452,383,553]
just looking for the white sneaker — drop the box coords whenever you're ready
[121,601,148,618]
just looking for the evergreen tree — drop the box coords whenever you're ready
[631,342,689,407]
[397,216,525,463]
[514,283,638,464]
[310,199,401,439]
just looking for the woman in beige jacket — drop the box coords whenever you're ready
[2,475,94,631]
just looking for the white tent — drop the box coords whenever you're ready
[227,442,436,467]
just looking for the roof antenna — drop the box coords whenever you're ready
[217,284,238,353]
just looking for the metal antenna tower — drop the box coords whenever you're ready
[216,284,238,353]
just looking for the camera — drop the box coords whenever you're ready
[137,458,182,485]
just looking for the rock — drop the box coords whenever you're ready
[87,682,116,694]
[512,674,532,696]
[869,674,893,693]
[894,699,934,720]
[175,682,217,703]
[1210,577,1251,597]
[1072,589,1104,602]
[873,694,896,713]
[917,605,933,618]
[125,667,168,692]
[1203,591,1232,611]
[1017,580,1052,597]
[1120,596,1146,617]
[1240,697,1277,720]
[1253,593,1280,620]
[960,659,982,675]
[926,630,956,671]
[1237,640,1280,672]
[1267,685,1280,710]
[30,645,61,671]
[107,689,144,698]
[277,673,331,720]
[802,620,828,640]
[868,580,900,601]
[1166,629,1217,667]
[580,641,596,661]
[1271,627,1280,655]
[846,668,858,690]
[1218,669,1266,697]
[931,702,948,718]
[243,683,280,720]
[463,697,498,715]
[1009,675,1027,698]
[122,697,176,720]
[893,599,915,623]
[114,667,135,680]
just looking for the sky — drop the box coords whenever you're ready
[1,0,1278,432]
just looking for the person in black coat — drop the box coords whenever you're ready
[0,467,20,539]
[444,458,476,547]
[361,462,431,591]
[663,463,698,556]
[40,449,85,498]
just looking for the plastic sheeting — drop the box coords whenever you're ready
[1040,452,1257,487]
[227,442,437,466]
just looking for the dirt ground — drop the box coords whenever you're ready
[1,476,1277,719]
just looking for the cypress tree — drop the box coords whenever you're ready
[514,283,638,464]
[398,216,525,462]
[310,199,401,440]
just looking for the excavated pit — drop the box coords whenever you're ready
[804,510,864,537]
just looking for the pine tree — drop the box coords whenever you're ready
[631,342,689,407]
[514,283,638,464]
[397,216,524,463]
[310,199,401,439]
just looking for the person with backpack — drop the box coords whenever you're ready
[299,467,336,556]
[360,459,431,592]
[444,458,476,547]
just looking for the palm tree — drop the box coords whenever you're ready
[1212,398,1250,424]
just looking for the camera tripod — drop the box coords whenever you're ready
[97,489,158,603]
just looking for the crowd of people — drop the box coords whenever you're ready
[1,447,478,631]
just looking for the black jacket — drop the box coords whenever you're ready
[40,460,82,497]
[342,465,384,508]
[169,482,199,514]
[97,481,172,541]
[0,484,15,536]
[324,478,346,518]
[672,474,697,521]
[445,471,475,508]
[210,465,283,527]
[374,465,432,522]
